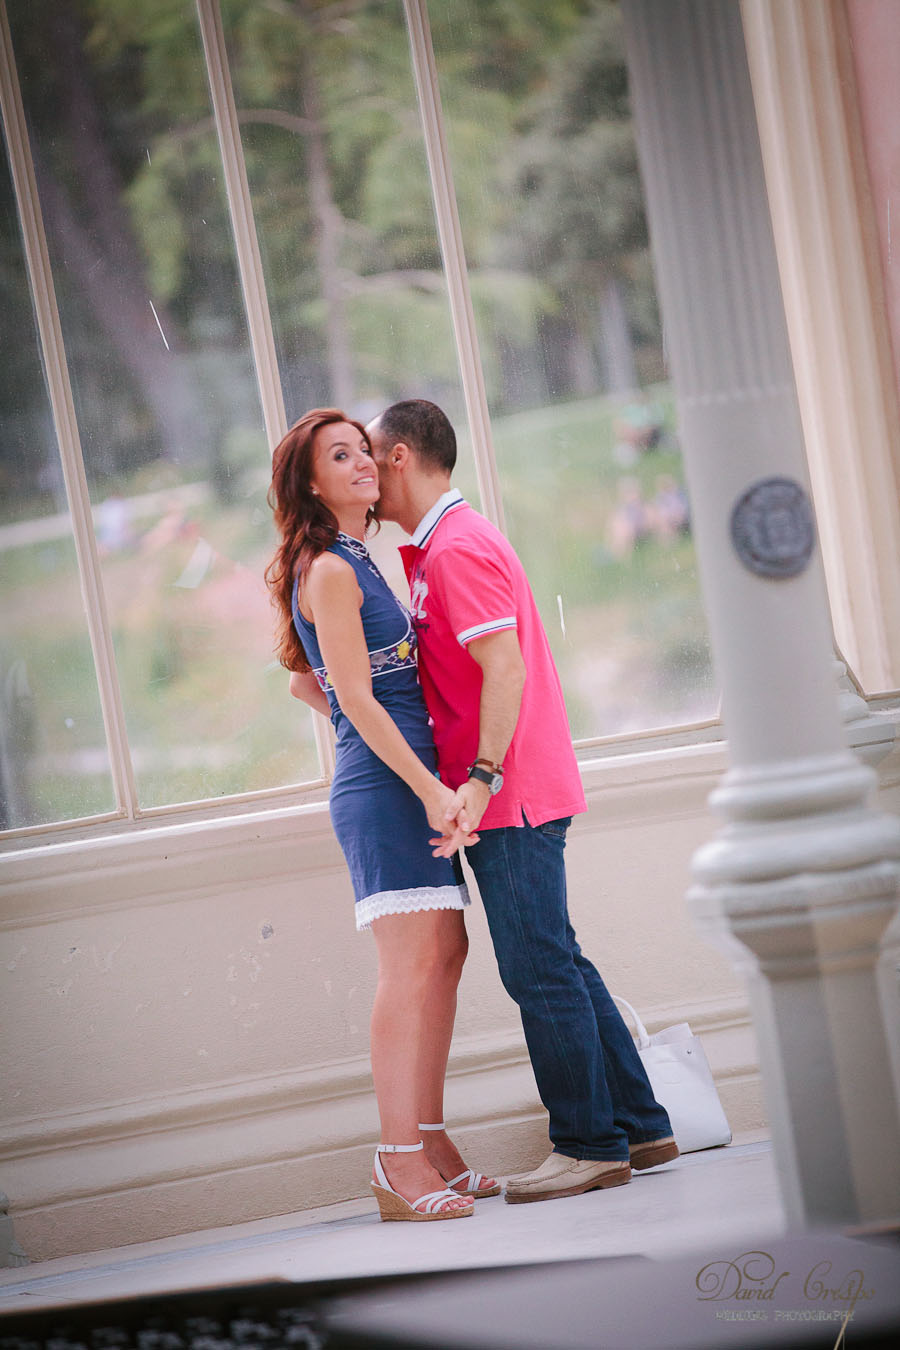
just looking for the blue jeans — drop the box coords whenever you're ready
[463,816,672,1161]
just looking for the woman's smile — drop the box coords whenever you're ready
[310,420,380,512]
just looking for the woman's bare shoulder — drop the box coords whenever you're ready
[306,549,354,582]
[302,549,361,612]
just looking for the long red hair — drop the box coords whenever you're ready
[265,407,374,672]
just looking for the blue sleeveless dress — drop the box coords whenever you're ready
[293,532,470,930]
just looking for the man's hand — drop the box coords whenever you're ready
[449,779,492,835]
[429,779,491,855]
[423,780,479,858]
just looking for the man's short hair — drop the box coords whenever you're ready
[376,399,457,474]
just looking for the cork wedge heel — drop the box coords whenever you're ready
[371,1141,475,1222]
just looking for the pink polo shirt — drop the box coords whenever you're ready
[399,490,586,829]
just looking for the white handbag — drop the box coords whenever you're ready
[613,995,732,1154]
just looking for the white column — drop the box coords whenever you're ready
[621,0,900,1227]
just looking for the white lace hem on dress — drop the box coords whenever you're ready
[355,882,470,932]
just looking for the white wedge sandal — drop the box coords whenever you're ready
[371,1142,474,1222]
[419,1122,501,1198]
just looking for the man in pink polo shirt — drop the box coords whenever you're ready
[367,399,676,1203]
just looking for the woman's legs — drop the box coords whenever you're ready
[407,912,497,1192]
[370,908,470,1208]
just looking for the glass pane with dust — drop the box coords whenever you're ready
[4,0,322,810]
[429,0,716,739]
[0,145,117,830]
[221,0,480,561]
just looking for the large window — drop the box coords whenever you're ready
[0,0,713,842]
[427,0,714,739]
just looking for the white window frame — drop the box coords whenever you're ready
[0,0,138,831]
[16,0,876,849]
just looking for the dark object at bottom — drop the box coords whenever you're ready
[325,1230,900,1350]
[1,1232,898,1350]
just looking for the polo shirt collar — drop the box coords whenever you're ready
[409,488,465,548]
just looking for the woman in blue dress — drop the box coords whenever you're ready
[266,408,499,1222]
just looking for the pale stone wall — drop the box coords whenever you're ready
[3,732,896,1262]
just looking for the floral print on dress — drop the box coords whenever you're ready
[307,534,418,692]
[312,624,417,692]
[312,616,418,693]
[336,531,384,584]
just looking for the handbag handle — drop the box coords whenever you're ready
[612,994,651,1049]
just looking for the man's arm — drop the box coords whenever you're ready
[442,628,526,836]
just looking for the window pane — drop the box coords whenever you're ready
[0,152,115,829]
[5,0,321,811]
[429,0,716,738]
[221,0,479,510]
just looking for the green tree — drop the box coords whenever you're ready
[6,0,209,478]
[1,0,659,503]
[499,1,660,396]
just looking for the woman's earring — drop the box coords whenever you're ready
[311,487,319,496]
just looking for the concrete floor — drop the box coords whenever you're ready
[0,1140,784,1316]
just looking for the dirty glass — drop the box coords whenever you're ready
[0,150,115,828]
[220,0,478,583]
[1,0,719,840]
[428,0,716,738]
[3,0,321,814]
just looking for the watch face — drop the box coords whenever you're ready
[468,764,503,794]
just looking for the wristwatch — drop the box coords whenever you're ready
[467,758,504,795]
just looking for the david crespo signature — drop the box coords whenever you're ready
[695,1251,875,1346]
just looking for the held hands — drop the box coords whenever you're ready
[424,779,478,858]
[429,779,490,858]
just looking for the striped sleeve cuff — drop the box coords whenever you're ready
[456,617,517,646]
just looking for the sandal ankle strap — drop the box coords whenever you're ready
[376,1141,424,1154]
[418,1122,446,1131]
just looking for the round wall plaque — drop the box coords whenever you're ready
[730,476,815,578]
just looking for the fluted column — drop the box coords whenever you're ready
[621,0,900,1228]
